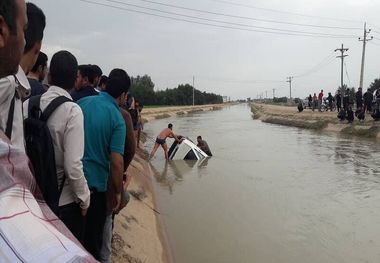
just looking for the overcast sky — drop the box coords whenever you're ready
[33,0,380,99]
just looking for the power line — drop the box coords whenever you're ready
[293,52,336,78]
[197,76,284,84]
[358,23,373,89]
[208,0,364,25]
[155,76,286,86]
[368,23,380,32]
[133,0,362,30]
[369,41,380,47]
[344,61,351,87]
[98,0,359,37]
[78,0,357,38]
[335,43,349,89]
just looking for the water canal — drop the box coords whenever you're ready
[144,104,380,263]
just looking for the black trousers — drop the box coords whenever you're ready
[343,98,349,111]
[364,103,372,113]
[83,191,107,260]
[59,202,85,243]
[337,103,341,112]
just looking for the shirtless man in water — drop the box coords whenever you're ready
[149,123,181,160]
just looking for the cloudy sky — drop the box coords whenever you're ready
[33,0,380,99]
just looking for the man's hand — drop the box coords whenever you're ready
[113,193,121,212]
[81,208,88,217]
[110,152,123,211]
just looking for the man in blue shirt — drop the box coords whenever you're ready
[79,68,130,260]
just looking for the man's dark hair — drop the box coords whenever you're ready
[197,136,202,140]
[49,51,78,90]
[99,75,108,86]
[78,64,95,84]
[0,0,17,33]
[168,123,173,129]
[24,3,46,54]
[92,64,102,78]
[31,51,47,72]
[107,68,131,98]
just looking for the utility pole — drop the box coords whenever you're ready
[192,76,195,106]
[286,77,293,99]
[265,90,268,99]
[272,88,276,98]
[334,44,349,89]
[359,23,373,89]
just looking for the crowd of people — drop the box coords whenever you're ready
[0,1,146,262]
[300,88,380,123]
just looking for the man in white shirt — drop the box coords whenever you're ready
[0,0,27,78]
[24,50,90,242]
[0,2,45,151]
[0,67,30,151]
[0,2,92,258]
[0,0,28,150]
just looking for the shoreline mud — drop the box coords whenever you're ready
[112,104,225,263]
[141,104,224,123]
[251,103,380,139]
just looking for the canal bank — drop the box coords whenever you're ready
[112,104,225,263]
[251,103,380,139]
[142,104,225,123]
[112,149,173,263]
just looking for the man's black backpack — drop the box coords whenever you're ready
[24,95,72,215]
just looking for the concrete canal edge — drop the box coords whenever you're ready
[251,103,380,139]
[141,104,227,123]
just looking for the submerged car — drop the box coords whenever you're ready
[168,136,209,160]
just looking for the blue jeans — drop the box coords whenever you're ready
[99,214,113,263]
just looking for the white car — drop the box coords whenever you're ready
[168,137,209,160]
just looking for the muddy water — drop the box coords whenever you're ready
[144,104,380,263]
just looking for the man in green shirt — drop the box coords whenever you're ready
[79,69,130,260]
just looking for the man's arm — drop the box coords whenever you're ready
[120,109,136,170]
[110,152,124,211]
[63,107,90,214]
[109,112,126,211]
[170,131,181,142]
[204,141,211,152]
[139,114,144,130]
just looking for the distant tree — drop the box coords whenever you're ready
[130,75,156,105]
[131,75,223,105]
[336,85,355,105]
[369,78,380,92]
[273,97,287,103]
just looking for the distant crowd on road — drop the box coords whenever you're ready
[298,87,380,123]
